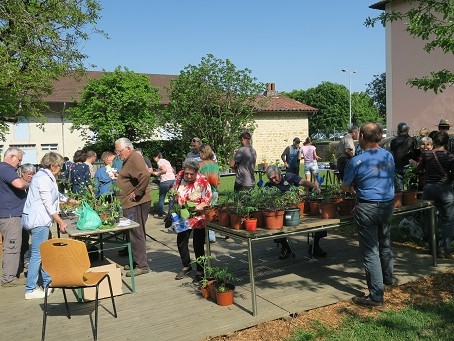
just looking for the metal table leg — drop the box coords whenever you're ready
[247,238,257,316]
[429,205,437,267]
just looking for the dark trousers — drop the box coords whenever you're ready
[234,183,254,193]
[123,201,150,270]
[177,228,205,272]
[336,156,351,181]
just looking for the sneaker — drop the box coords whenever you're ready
[351,295,383,307]
[25,288,46,300]
[125,267,149,277]
[123,262,138,270]
[175,267,192,280]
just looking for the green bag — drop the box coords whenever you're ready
[76,201,102,230]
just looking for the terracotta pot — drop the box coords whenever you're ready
[244,218,257,231]
[319,202,338,219]
[251,211,264,228]
[304,200,311,214]
[200,285,210,299]
[207,280,217,301]
[332,197,343,205]
[229,212,243,230]
[203,207,217,222]
[215,283,235,306]
[263,210,284,230]
[402,190,418,206]
[217,208,230,227]
[394,191,403,209]
[338,198,355,216]
[297,201,305,217]
[309,200,320,216]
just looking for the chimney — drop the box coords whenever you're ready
[265,83,277,97]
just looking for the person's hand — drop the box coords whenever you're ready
[127,191,136,201]
[58,221,68,233]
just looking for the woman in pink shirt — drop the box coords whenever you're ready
[300,137,321,187]
[151,152,176,218]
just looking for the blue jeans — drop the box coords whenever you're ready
[354,201,394,302]
[157,180,175,216]
[422,183,454,253]
[25,226,51,293]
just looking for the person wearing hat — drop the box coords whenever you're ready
[281,137,302,175]
[230,131,257,192]
[438,118,454,154]
[390,122,419,191]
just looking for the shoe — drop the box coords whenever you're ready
[352,295,383,307]
[175,267,192,280]
[25,288,46,300]
[308,245,327,257]
[118,247,128,257]
[153,214,164,219]
[384,277,399,291]
[279,243,295,260]
[209,239,216,243]
[125,267,149,277]
[123,262,138,270]
[1,278,23,287]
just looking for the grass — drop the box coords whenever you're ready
[287,300,454,340]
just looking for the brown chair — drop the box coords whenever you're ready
[40,238,117,341]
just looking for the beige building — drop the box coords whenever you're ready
[371,0,454,135]
[1,74,315,165]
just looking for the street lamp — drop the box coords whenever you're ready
[341,69,356,127]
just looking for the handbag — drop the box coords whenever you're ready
[76,201,102,230]
[164,214,172,228]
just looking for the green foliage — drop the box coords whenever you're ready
[0,0,106,140]
[366,73,386,120]
[67,66,161,146]
[365,0,454,93]
[162,54,263,165]
[285,82,380,134]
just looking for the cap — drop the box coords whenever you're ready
[438,119,450,127]
[397,122,409,133]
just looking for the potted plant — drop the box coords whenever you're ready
[212,267,236,306]
[261,187,286,230]
[319,184,342,219]
[194,256,213,299]
[281,187,301,226]
[217,191,235,227]
[402,165,419,206]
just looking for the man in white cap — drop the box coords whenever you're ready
[438,118,454,154]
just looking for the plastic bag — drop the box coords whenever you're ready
[76,201,102,230]
[170,213,190,233]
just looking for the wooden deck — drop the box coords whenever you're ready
[1,216,452,341]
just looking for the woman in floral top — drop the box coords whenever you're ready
[69,150,93,195]
[173,158,212,280]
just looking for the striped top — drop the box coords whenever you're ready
[199,160,220,192]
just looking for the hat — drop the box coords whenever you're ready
[438,119,450,127]
[397,122,409,133]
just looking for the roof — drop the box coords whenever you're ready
[45,71,177,104]
[46,71,316,112]
[369,1,389,10]
[255,95,317,112]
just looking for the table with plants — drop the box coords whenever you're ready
[205,187,436,316]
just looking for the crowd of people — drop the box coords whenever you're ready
[1,119,453,309]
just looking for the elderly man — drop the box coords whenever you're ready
[264,165,325,258]
[343,123,395,307]
[115,138,151,277]
[230,131,257,192]
[0,147,30,286]
[336,126,359,181]
[437,118,454,154]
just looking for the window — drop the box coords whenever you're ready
[41,144,58,151]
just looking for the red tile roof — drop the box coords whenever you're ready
[255,95,317,112]
[45,71,177,104]
[46,71,316,112]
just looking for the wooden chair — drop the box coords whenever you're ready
[40,238,117,341]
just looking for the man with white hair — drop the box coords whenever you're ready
[0,147,30,286]
[114,138,151,277]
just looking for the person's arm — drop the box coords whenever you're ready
[230,149,240,169]
[313,148,321,161]
[153,164,167,177]
[298,178,320,193]
[127,154,151,201]
[281,146,288,165]
[11,177,30,190]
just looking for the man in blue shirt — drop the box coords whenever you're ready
[265,165,323,259]
[343,123,395,307]
[0,147,30,286]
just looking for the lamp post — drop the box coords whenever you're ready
[341,69,356,127]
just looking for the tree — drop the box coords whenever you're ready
[285,82,380,134]
[162,54,263,166]
[0,0,105,139]
[366,0,454,93]
[67,67,161,147]
[366,73,386,120]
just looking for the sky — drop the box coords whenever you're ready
[82,0,385,93]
